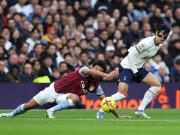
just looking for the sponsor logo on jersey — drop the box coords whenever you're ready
[82,88,89,94]
[141,56,149,60]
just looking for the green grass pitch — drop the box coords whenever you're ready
[0,109,180,135]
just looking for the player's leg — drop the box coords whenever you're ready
[46,94,79,118]
[0,84,57,118]
[135,72,161,118]
[97,66,132,118]
[0,98,39,118]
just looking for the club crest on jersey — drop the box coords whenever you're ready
[89,86,95,91]
[141,56,148,60]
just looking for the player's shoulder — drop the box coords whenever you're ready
[79,66,90,77]
[138,36,155,47]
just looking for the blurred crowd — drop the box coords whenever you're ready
[0,0,180,83]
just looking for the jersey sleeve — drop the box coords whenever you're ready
[79,67,90,77]
[95,85,104,97]
[133,38,151,53]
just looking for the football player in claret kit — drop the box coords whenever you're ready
[97,24,170,119]
[0,60,130,118]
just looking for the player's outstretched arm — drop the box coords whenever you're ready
[111,110,131,118]
[82,68,119,78]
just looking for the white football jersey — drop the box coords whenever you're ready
[121,36,163,74]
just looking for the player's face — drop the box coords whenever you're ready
[91,65,104,79]
[156,31,168,44]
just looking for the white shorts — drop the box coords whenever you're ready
[33,83,72,106]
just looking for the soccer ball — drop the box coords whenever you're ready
[101,97,116,112]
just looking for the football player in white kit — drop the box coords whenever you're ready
[97,24,170,119]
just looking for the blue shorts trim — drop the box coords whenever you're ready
[117,65,149,84]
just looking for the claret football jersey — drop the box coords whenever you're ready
[54,67,103,96]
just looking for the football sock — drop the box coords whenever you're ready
[99,108,104,112]
[138,86,161,110]
[111,92,125,102]
[50,99,73,112]
[12,104,26,116]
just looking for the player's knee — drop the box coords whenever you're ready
[67,94,79,103]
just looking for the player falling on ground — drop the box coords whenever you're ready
[97,24,170,119]
[0,60,130,118]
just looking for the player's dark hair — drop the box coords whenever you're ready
[93,60,107,73]
[156,24,170,34]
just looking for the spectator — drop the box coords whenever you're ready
[63,53,75,72]
[32,60,41,76]
[43,44,58,68]
[18,53,27,72]
[76,50,90,68]
[149,53,169,73]
[7,65,21,83]
[159,41,173,68]
[162,9,176,28]
[126,2,136,23]
[85,28,95,43]
[168,39,180,59]
[10,29,21,50]
[0,58,8,82]
[26,28,41,53]
[7,53,20,71]
[88,36,102,59]
[49,68,60,82]
[0,27,12,51]
[154,65,170,83]
[149,8,164,32]
[74,6,88,25]
[59,61,68,73]
[7,18,16,32]
[133,0,147,21]
[41,27,56,45]
[124,21,141,48]
[19,21,31,41]
[14,0,29,17]
[42,14,53,34]
[33,68,51,83]
[174,8,180,25]
[41,55,53,76]
[21,62,37,83]
[28,43,43,63]
[18,42,29,57]
[170,55,180,82]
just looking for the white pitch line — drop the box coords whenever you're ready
[74,118,180,123]
[5,118,180,123]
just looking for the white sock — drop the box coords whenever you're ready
[138,86,161,110]
[99,108,104,112]
[111,92,125,102]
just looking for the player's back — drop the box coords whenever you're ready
[54,69,99,96]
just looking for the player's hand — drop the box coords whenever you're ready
[117,116,131,118]
[107,71,119,78]
[134,72,142,79]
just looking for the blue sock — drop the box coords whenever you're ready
[12,104,26,116]
[52,100,70,112]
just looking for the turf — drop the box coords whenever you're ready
[0,109,180,135]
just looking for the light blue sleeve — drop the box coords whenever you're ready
[79,67,90,77]
[95,85,104,97]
